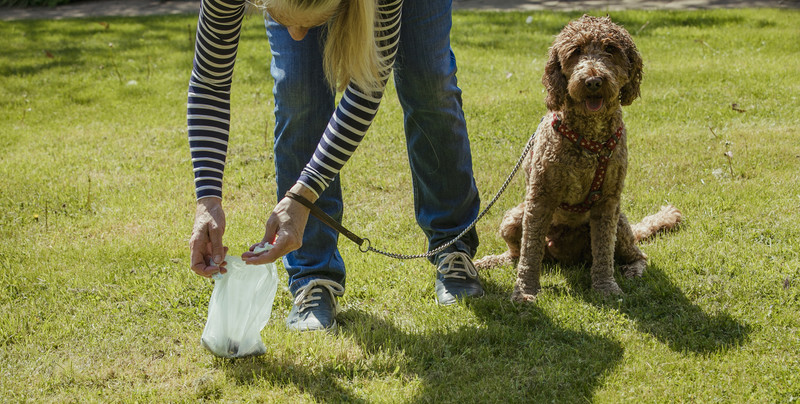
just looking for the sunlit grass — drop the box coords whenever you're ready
[1,8,799,402]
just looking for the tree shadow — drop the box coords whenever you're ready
[555,261,751,354]
[218,284,623,402]
[1,16,195,77]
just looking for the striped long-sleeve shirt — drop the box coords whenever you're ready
[188,0,402,200]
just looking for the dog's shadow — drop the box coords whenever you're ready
[549,260,750,354]
[219,295,624,402]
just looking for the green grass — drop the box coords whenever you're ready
[2,8,799,402]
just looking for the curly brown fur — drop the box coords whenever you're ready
[474,204,682,271]
[474,15,680,302]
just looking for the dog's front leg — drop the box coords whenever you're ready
[512,196,554,302]
[615,213,647,278]
[589,200,624,295]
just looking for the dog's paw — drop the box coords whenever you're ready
[592,279,623,295]
[511,291,538,303]
[621,260,646,278]
[511,282,540,303]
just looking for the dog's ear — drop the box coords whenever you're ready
[620,42,643,106]
[543,46,567,111]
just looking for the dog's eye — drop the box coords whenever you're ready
[605,45,617,54]
[570,48,582,58]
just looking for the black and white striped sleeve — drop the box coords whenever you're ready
[297,0,403,197]
[187,0,245,200]
[188,0,403,200]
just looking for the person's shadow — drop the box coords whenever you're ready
[220,279,624,402]
[218,260,747,401]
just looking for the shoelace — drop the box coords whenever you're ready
[437,252,478,280]
[293,279,345,314]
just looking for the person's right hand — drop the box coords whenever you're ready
[242,182,314,265]
[189,197,228,278]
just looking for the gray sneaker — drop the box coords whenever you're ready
[286,279,344,332]
[434,251,484,305]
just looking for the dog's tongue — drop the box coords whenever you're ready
[586,97,604,112]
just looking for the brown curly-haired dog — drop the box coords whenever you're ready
[475,15,681,302]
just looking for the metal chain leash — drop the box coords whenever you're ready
[363,130,537,259]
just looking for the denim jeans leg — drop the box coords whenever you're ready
[266,18,346,293]
[393,0,481,264]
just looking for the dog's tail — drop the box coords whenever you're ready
[475,205,681,269]
[474,250,517,270]
[631,205,682,242]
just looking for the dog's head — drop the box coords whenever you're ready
[543,15,643,114]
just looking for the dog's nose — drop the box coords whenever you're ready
[585,77,603,91]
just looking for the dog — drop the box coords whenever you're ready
[475,15,681,302]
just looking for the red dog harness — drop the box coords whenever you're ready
[551,113,623,213]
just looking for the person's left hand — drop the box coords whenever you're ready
[242,183,316,264]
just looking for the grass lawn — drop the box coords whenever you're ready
[1,7,799,403]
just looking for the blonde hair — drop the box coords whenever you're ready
[256,0,384,93]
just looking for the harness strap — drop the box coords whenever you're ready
[551,113,623,213]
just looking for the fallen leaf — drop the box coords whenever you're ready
[731,103,746,113]
[44,50,54,58]
[99,22,109,30]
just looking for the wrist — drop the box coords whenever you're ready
[197,196,222,210]
[289,183,318,203]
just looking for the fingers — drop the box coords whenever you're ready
[262,214,279,249]
[243,238,289,265]
[242,233,284,265]
[242,217,278,259]
[189,208,228,278]
[190,198,227,277]
[216,246,229,275]
[189,227,217,277]
[191,243,228,278]
[209,221,226,268]
[190,235,214,277]
[243,204,305,265]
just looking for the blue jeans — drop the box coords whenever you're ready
[266,0,480,295]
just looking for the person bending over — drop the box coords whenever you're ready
[188,0,483,332]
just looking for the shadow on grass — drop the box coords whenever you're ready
[1,16,193,76]
[452,10,758,55]
[219,293,623,402]
[556,261,751,354]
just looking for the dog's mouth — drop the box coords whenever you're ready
[585,96,604,112]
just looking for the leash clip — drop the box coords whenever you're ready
[359,238,371,253]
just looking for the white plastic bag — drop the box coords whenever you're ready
[201,245,278,358]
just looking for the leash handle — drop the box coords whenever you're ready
[283,128,537,260]
[284,191,370,251]
[282,128,537,259]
